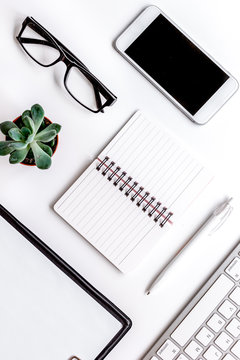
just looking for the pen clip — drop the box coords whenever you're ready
[208,204,233,235]
[213,197,233,216]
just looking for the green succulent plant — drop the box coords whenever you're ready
[0,104,61,170]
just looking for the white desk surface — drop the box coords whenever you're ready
[1,0,240,359]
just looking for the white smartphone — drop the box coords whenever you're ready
[115,5,238,124]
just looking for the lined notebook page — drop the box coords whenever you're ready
[54,112,212,272]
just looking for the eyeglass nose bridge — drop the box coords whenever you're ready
[61,54,72,67]
[60,54,85,74]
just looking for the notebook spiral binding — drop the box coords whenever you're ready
[96,157,173,227]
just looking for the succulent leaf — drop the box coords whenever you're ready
[31,141,52,169]
[31,104,44,133]
[26,134,34,144]
[0,141,27,154]
[9,146,30,164]
[13,143,28,151]
[48,139,55,147]
[8,128,26,142]
[41,123,61,134]
[0,141,15,155]
[12,142,28,150]
[37,141,53,157]
[22,115,35,133]
[22,110,31,119]
[21,127,31,139]
[35,129,57,143]
[0,121,18,135]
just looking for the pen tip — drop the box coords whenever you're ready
[146,291,150,296]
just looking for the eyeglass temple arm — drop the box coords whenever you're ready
[94,87,104,113]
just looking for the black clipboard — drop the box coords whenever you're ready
[0,204,132,360]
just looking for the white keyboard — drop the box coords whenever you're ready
[143,242,240,360]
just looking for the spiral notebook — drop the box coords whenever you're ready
[54,112,212,272]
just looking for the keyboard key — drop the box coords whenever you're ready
[225,257,240,280]
[157,340,180,360]
[203,345,222,360]
[150,357,158,360]
[230,287,240,305]
[214,331,233,351]
[207,313,225,332]
[231,340,240,358]
[218,299,236,319]
[185,340,203,359]
[176,355,188,360]
[222,355,235,360]
[226,318,240,337]
[196,327,214,346]
[237,311,240,319]
[171,275,233,346]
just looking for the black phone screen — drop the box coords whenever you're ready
[125,14,229,115]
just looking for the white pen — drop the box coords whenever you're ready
[146,198,233,295]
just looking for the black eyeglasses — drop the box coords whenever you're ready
[16,17,117,113]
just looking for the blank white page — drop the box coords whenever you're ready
[0,217,122,360]
[54,112,212,272]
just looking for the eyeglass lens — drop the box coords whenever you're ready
[21,25,60,66]
[65,66,108,112]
